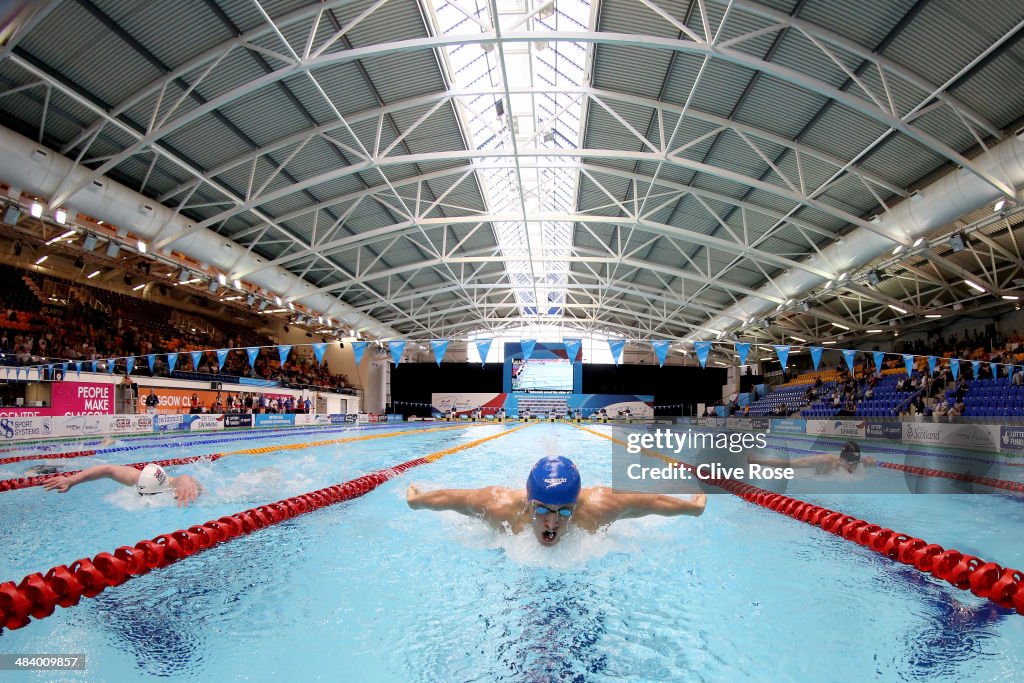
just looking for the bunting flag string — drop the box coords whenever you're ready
[651,340,671,368]
[521,340,537,362]
[972,360,981,378]
[872,351,885,374]
[312,342,327,366]
[608,339,625,365]
[927,356,938,376]
[430,339,448,366]
[246,347,260,368]
[190,350,203,372]
[147,354,156,373]
[693,341,712,369]
[475,339,492,366]
[735,342,750,366]
[278,345,292,366]
[351,341,367,367]
[774,345,790,370]
[215,349,229,372]
[950,358,960,380]
[563,338,582,363]
[809,346,823,370]
[903,354,914,377]
[841,349,856,373]
[125,356,135,376]
[387,340,406,367]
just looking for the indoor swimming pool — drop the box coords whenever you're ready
[1,422,1022,681]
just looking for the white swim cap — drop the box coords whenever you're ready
[137,464,173,495]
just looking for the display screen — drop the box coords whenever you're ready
[511,358,573,392]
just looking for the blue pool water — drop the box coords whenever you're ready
[1,422,1023,681]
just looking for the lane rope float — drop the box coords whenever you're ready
[573,424,1024,615]
[0,422,495,493]
[0,423,531,631]
[0,419,452,466]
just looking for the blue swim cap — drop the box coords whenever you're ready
[526,456,581,506]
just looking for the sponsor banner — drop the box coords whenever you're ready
[255,414,295,427]
[806,420,867,438]
[902,422,1000,451]
[110,415,154,435]
[0,416,53,441]
[152,414,225,432]
[866,421,903,440]
[291,414,331,426]
[51,414,106,438]
[726,418,753,431]
[751,418,771,430]
[51,382,113,415]
[1000,426,1024,453]
[0,407,46,417]
[328,414,353,425]
[225,414,254,428]
[770,418,806,434]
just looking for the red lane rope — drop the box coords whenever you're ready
[0,455,225,493]
[877,461,1024,493]
[0,424,526,631]
[0,450,98,466]
[574,425,1024,615]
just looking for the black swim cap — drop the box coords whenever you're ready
[839,441,861,463]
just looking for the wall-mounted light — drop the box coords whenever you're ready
[30,201,43,218]
[137,240,147,253]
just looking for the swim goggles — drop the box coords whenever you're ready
[534,504,573,518]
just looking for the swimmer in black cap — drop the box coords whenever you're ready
[42,464,202,506]
[748,441,877,475]
[407,455,706,547]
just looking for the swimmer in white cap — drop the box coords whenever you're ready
[42,463,202,506]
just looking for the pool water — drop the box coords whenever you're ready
[1,422,1022,681]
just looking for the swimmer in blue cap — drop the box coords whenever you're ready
[407,455,706,546]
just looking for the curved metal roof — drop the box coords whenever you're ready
[0,0,1021,345]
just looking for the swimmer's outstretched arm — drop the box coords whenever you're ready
[599,489,706,521]
[406,484,500,516]
[41,465,141,493]
[747,454,830,468]
[170,475,202,507]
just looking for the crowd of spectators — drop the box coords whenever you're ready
[0,268,352,392]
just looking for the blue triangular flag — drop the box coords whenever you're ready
[75,362,81,378]
[388,340,406,367]
[190,350,203,371]
[167,353,178,373]
[216,348,229,371]
[564,338,582,363]
[903,354,914,377]
[927,356,937,376]
[430,340,448,366]
[950,358,959,380]
[15,367,20,381]
[126,356,135,375]
[90,360,97,373]
[841,349,856,373]
[61,363,68,378]
[809,346,823,370]
[312,342,327,365]
[735,342,750,366]
[774,345,790,370]
[147,354,155,373]
[351,341,367,366]
[972,360,980,378]
[278,345,292,365]
[608,339,625,365]
[873,351,885,374]
[694,341,712,369]
[990,362,998,379]
[651,340,671,368]
[521,340,537,362]
[107,359,114,374]
[476,339,492,365]
[246,347,260,367]
[1009,366,1016,383]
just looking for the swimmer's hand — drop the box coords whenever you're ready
[42,475,75,493]
[406,484,423,509]
[172,475,201,507]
